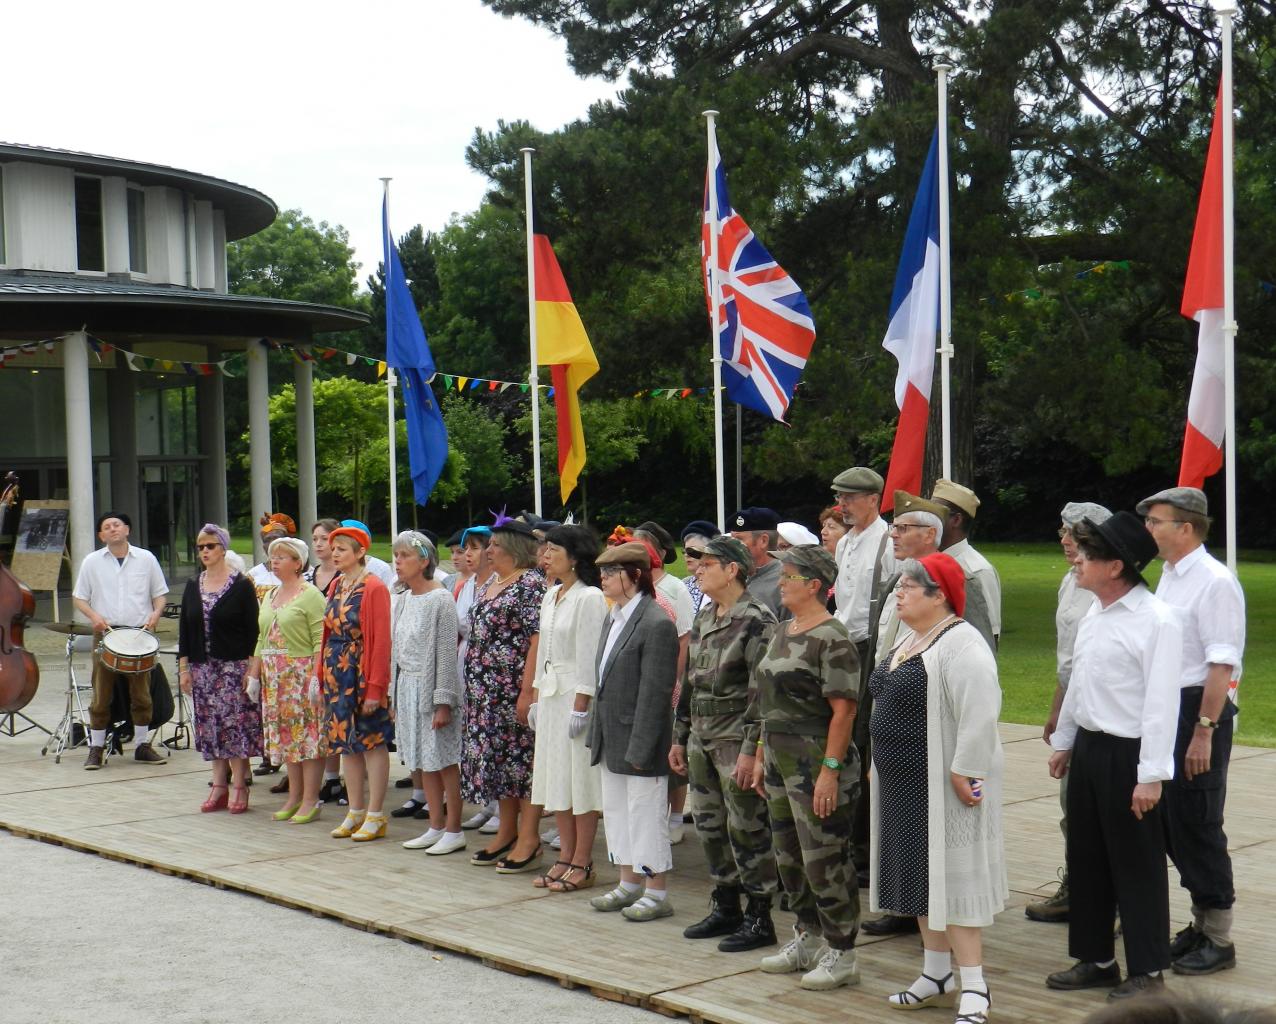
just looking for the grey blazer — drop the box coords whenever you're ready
[587,594,679,777]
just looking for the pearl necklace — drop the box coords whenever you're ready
[903,613,956,658]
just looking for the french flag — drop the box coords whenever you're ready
[881,130,940,512]
[1178,87,1226,488]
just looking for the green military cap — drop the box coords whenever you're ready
[831,466,884,494]
[779,543,838,589]
[699,535,753,578]
[893,490,949,519]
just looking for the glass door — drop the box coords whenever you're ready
[138,461,201,581]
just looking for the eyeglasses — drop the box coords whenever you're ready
[599,566,625,577]
[196,542,221,551]
[893,580,932,595]
[889,522,929,534]
[1144,516,1185,528]
[780,572,814,583]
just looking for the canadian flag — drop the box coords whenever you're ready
[881,130,940,512]
[1179,88,1226,488]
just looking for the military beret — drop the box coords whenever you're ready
[700,536,753,578]
[931,479,980,519]
[780,544,838,589]
[730,507,780,532]
[831,466,884,494]
[636,520,677,564]
[680,519,720,543]
[1135,487,1208,518]
[892,491,949,519]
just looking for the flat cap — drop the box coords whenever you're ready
[831,466,884,494]
[595,541,652,567]
[730,507,780,532]
[1136,487,1208,517]
[780,544,838,589]
[1060,501,1112,528]
[931,479,980,519]
[700,536,753,578]
[892,491,949,519]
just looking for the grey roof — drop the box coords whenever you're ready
[0,273,368,341]
[0,142,276,240]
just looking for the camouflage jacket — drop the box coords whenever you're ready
[755,617,859,738]
[675,592,776,748]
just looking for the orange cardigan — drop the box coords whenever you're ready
[322,574,392,706]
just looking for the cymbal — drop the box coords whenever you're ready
[43,621,97,636]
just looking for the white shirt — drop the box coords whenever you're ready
[654,572,695,637]
[366,555,395,587]
[599,594,642,680]
[834,516,896,642]
[72,544,168,627]
[1051,585,1182,783]
[1154,545,1245,691]
[1055,568,1096,690]
[946,538,1002,638]
[248,562,281,588]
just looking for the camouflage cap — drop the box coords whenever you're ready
[699,535,753,578]
[780,543,838,589]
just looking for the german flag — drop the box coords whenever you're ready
[534,234,598,504]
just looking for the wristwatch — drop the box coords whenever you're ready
[821,756,843,771]
[1197,716,1219,730]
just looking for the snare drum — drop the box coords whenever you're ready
[100,627,160,676]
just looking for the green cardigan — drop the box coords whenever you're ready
[254,583,326,658]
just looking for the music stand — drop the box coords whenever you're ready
[41,631,94,763]
[159,644,191,750]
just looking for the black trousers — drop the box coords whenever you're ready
[1066,729,1170,976]
[1163,687,1236,910]
[849,638,872,872]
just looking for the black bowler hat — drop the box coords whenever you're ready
[1086,511,1158,587]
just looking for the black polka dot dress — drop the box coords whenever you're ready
[869,623,960,916]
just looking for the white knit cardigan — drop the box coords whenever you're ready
[868,619,1009,928]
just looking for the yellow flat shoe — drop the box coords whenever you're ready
[330,810,367,838]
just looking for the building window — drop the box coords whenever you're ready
[75,176,105,272]
[127,187,147,273]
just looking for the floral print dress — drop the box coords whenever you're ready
[191,572,262,760]
[323,576,394,754]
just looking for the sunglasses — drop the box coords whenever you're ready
[196,542,222,552]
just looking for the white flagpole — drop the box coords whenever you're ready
[935,64,954,481]
[1217,2,1237,573]
[703,110,726,532]
[521,147,543,517]
[381,177,399,541]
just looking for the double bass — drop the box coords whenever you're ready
[0,472,39,713]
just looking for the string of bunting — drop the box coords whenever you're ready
[0,335,64,365]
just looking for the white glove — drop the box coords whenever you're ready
[246,676,261,702]
[568,710,589,739]
[308,676,322,705]
[527,702,538,731]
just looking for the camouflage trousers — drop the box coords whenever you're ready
[764,733,861,949]
[687,733,778,896]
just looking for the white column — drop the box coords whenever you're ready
[64,331,96,592]
[246,341,272,565]
[294,356,318,542]
[197,346,228,527]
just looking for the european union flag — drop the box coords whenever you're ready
[383,197,448,504]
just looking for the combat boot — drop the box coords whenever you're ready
[683,884,743,939]
[760,926,825,974]
[1025,871,1069,923]
[718,894,776,952]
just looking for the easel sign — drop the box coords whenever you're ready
[12,500,71,620]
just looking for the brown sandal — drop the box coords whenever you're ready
[532,860,571,889]
[548,862,595,893]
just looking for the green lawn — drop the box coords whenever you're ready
[238,538,1275,748]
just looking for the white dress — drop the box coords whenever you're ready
[530,582,608,811]
[391,588,463,772]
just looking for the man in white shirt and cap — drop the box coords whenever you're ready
[1137,486,1245,977]
[930,479,1002,649]
[1046,511,1181,1002]
[1026,500,1109,924]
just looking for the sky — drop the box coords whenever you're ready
[3,0,618,285]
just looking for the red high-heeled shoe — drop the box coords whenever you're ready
[228,784,250,814]
[201,784,229,813]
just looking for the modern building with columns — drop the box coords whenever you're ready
[0,142,367,586]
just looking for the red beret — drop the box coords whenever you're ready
[918,552,966,618]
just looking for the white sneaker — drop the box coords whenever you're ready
[425,831,467,856]
[760,927,826,974]
[540,826,559,846]
[461,809,491,830]
[668,822,685,845]
[478,814,502,835]
[800,946,861,990]
[403,827,444,850]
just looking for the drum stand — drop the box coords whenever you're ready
[41,633,93,763]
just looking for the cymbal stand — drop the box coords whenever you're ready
[42,633,93,763]
[161,646,191,750]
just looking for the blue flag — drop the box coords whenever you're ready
[383,198,448,505]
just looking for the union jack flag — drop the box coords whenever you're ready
[702,123,816,422]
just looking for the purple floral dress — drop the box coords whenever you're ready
[461,572,546,803]
[191,572,263,760]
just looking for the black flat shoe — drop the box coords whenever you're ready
[1172,937,1236,976]
[1046,961,1121,990]
[394,776,414,789]
[269,776,290,794]
[1108,973,1165,1001]
[861,914,919,937]
[469,839,515,866]
[391,799,427,819]
[253,761,281,776]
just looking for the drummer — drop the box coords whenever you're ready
[72,511,170,769]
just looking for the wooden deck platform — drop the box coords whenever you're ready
[3,677,1274,1021]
